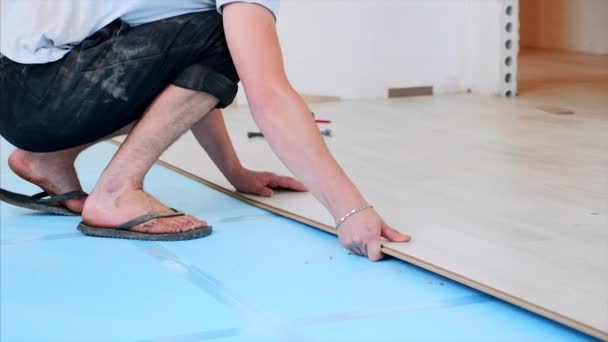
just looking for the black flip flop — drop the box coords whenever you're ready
[0,188,87,216]
[77,210,212,241]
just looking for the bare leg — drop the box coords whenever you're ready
[7,123,136,213]
[83,85,219,233]
[190,109,242,180]
[9,146,88,212]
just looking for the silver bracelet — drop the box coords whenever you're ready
[335,204,374,229]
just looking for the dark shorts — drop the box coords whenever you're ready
[0,11,239,152]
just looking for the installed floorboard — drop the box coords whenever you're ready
[149,50,608,339]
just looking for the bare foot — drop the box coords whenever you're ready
[8,149,86,213]
[82,188,207,234]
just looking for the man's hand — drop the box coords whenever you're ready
[229,168,307,197]
[337,209,411,261]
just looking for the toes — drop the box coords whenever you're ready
[182,215,207,231]
[130,215,206,234]
[64,197,86,213]
[136,221,154,234]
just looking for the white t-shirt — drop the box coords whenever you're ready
[0,0,279,64]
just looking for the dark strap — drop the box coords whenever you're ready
[33,190,88,204]
[117,210,185,230]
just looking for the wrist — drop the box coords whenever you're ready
[323,181,368,220]
[224,163,246,183]
[335,204,374,229]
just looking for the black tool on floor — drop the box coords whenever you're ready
[320,129,333,137]
[248,129,332,139]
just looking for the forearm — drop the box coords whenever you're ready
[223,3,367,219]
[250,88,366,219]
[191,109,243,180]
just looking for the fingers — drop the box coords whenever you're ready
[366,237,383,262]
[236,171,303,197]
[249,172,274,197]
[381,224,411,242]
[280,177,307,192]
[259,187,274,197]
[349,244,365,257]
[345,238,381,261]
[340,235,363,257]
[340,233,383,261]
[267,174,308,192]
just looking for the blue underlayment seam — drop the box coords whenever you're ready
[139,243,261,319]
[137,243,306,341]
[296,294,491,326]
[213,213,276,224]
[139,327,242,342]
[0,232,83,246]
[141,295,491,341]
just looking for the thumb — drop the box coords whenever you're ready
[381,224,411,242]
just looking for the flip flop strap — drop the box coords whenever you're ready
[33,190,88,204]
[117,210,185,230]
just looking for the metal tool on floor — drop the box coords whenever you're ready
[248,129,333,139]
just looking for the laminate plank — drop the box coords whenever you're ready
[143,50,608,339]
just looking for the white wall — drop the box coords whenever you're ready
[236,0,509,102]
[520,0,608,55]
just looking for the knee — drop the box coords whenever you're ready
[1,129,51,152]
[172,64,238,109]
[166,84,221,110]
[1,120,86,153]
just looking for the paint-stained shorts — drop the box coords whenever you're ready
[0,11,239,152]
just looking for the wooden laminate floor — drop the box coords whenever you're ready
[146,49,608,339]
